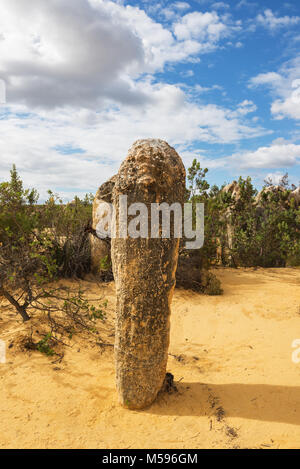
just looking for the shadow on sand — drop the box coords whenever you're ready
[148,381,300,425]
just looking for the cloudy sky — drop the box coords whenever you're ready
[0,0,299,200]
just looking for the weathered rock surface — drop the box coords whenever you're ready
[222,180,242,200]
[256,185,300,211]
[255,185,286,205]
[221,181,242,252]
[111,139,186,409]
[290,186,300,206]
[90,175,116,277]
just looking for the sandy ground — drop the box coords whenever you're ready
[1,267,300,449]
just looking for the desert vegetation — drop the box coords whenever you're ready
[0,165,109,354]
[186,159,300,269]
[0,156,299,362]
[1,162,299,325]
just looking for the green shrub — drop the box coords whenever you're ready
[0,165,94,321]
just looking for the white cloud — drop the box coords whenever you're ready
[173,2,190,11]
[249,56,300,120]
[212,2,230,10]
[250,72,283,87]
[162,2,190,19]
[181,69,194,77]
[227,143,300,169]
[193,84,222,93]
[264,172,288,185]
[235,100,257,116]
[256,9,300,31]
[0,0,274,199]
[236,0,258,9]
[173,11,232,45]
[0,0,240,110]
[0,80,269,200]
[0,0,145,108]
[272,79,300,120]
[161,8,177,20]
[182,142,300,177]
[271,137,291,146]
[159,2,191,20]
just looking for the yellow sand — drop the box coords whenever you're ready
[1,268,300,449]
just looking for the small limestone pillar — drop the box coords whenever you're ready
[111,139,186,409]
[290,187,300,207]
[90,176,116,275]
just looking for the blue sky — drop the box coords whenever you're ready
[0,0,299,200]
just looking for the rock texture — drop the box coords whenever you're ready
[256,185,300,212]
[255,185,286,205]
[290,187,300,206]
[90,176,116,277]
[221,181,242,252]
[111,139,186,409]
[222,181,242,200]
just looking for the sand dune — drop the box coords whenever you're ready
[1,268,300,449]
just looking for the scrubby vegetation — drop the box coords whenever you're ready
[186,159,300,269]
[0,165,107,347]
[0,162,299,323]
[176,159,299,292]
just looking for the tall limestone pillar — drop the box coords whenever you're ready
[111,139,186,409]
